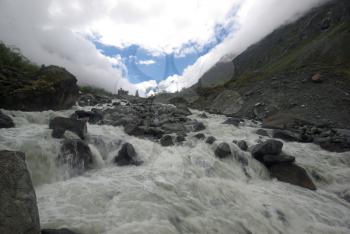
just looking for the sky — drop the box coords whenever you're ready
[0,0,329,96]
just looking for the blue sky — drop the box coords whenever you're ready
[92,19,234,84]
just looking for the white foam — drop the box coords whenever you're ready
[1,107,350,233]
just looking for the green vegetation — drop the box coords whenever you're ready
[0,42,39,73]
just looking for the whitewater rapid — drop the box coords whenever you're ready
[1,104,350,234]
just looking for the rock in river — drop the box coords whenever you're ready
[0,150,40,234]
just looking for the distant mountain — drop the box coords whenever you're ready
[160,0,350,128]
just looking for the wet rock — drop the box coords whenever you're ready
[114,143,143,166]
[42,228,80,234]
[0,150,40,234]
[175,135,186,143]
[237,140,248,151]
[192,121,206,132]
[199,112,208,118]
[0,110,14,128]
[169,97,189,106]
[252,140,283,160]
[319,138,350,153]
[72,109,103,124]
[175,106,192,116]
[262,153,295,166]
[206,136,216,144]
[52,128,66,139]
[269,163,316,190]
[0,65,79,111]
[223,117,241,127]
[272,129,300,142]
[215,143,231,158]
[58,139,93,175]
[160,135,174,146]
[162,123,187,134]
[256,129,269,137]
[194,133,206,140]
[124,123,144,137]
[49,117,87,139]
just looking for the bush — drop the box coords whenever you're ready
[0,42,38,73]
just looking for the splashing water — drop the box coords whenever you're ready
[1,105,350,234]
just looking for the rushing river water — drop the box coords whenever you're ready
[1,102,350,234]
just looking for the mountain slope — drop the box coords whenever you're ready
[187,0,350,128]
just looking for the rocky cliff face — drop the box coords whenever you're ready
[0,65,79,111]
[172,0,350,129]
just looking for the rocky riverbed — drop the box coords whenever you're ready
[1,92,350,234]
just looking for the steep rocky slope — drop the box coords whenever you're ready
[0,43,79,111]
[166,0,350,129]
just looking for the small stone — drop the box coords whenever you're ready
[160,135,174,146]
[194,133,205,140]
[237,140,248,151]
[206,136,216,144]
[311,73,322,83]
[114,143,142,166]
[215,143,231,158]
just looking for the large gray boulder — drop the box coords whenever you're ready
[215,143,231,158]
[49,117,87,139]
[269,163,316,190]
[252,139,283,160]
[0,66,79,111]
[114,143,143,166]
[0,150,40,234]
[58,139,93,175]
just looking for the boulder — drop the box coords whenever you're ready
[269,163,316,190]
[215,143,231,158]
[0,66,79,111]
[114,143,143,166]
[72,109,103,124]
[0,111,14,128]
[160,135,174,146]
[256,129,269,137]
[262,154,295,166]
[272,129,300,142]
[199,113,208,118]
[58,139,93,175]
[194,133,205,140]
[252,140,283,160]
[0,150,40,234]
[42,228,80,234]
[52,128,66,139]
[237,140,248,151]
[206,136,216,144]
[192,121,206,132]
[223,117,241,127]
[175,135,186,143]
[49,117,87,139]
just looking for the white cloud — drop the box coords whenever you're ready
[138,59,156,65]
[158,0,329,93]
[0,0,330,97]
[135,80,158,97]
[0,0,238,96]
